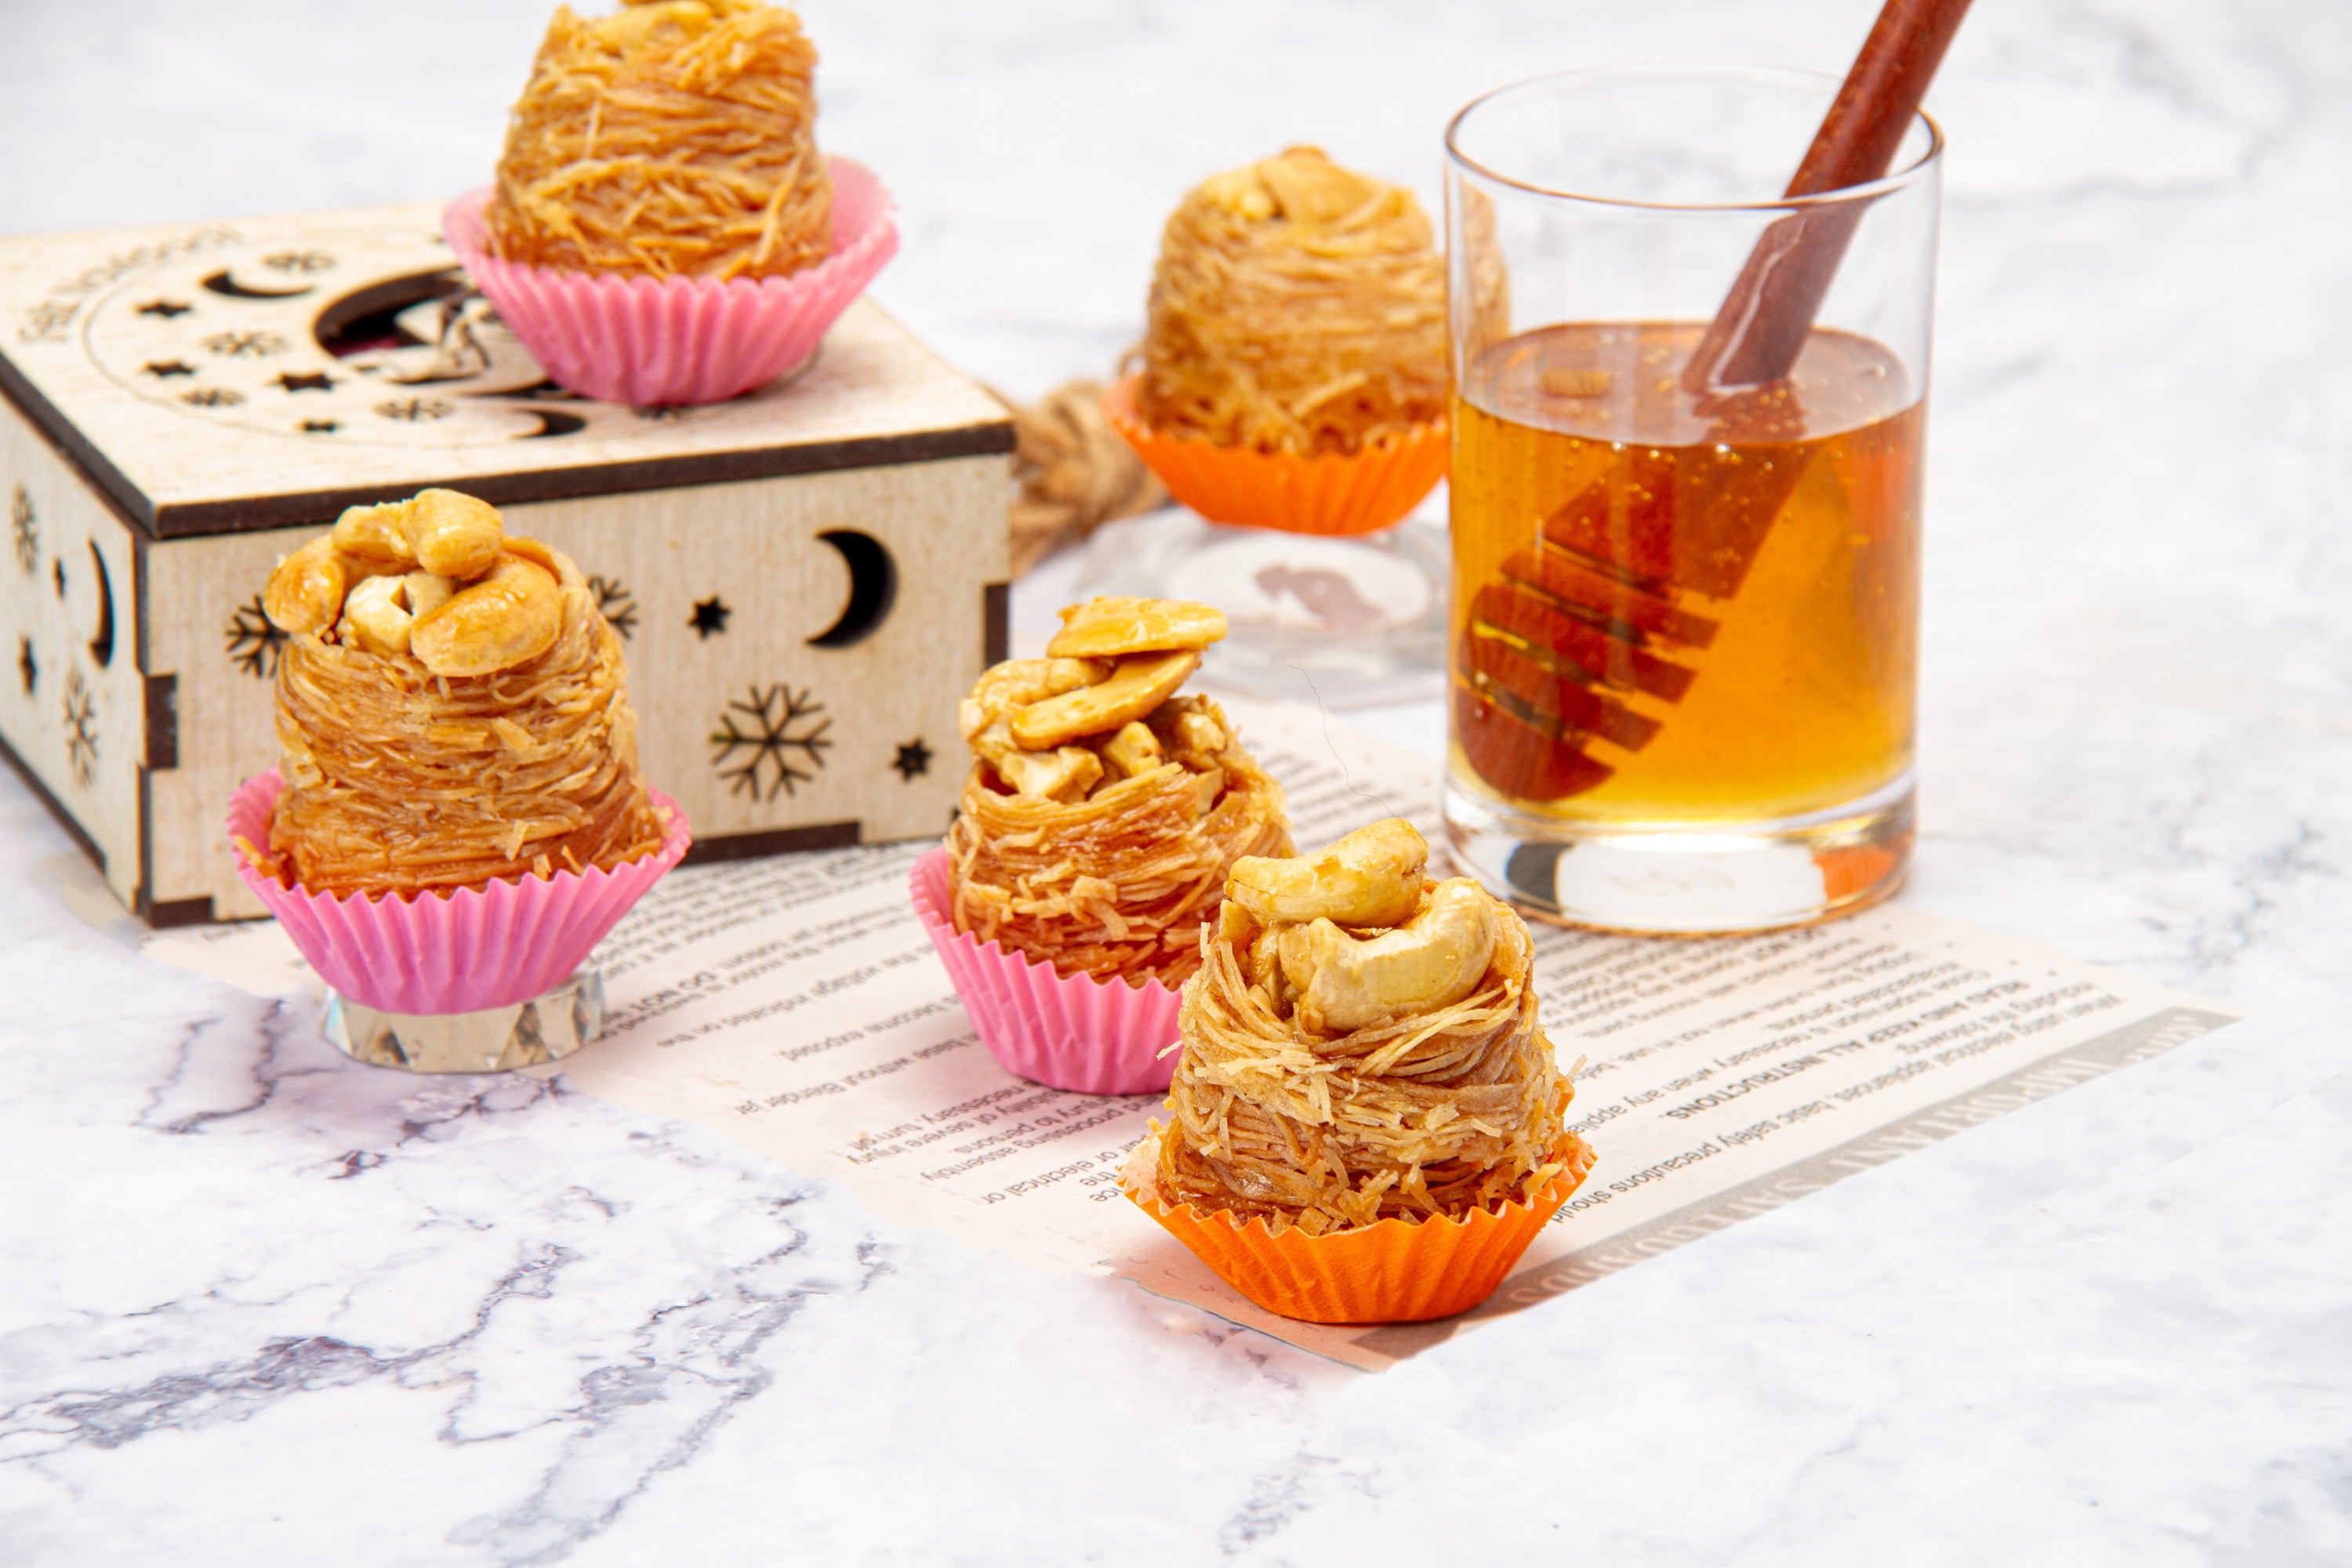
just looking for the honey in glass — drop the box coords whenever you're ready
[1450,320,1920,825]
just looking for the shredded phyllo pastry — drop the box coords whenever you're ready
[1157,819,1574,1236]
[948,597,1292,985]
[1135,146,1446,457]
[248,488,666,898]
[485,0,833,281]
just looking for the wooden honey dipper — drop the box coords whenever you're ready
[1686,0,1976,392]
[1457,0,1973,804]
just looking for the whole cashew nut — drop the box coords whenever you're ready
[1010,649,1198,750]
[1045,596,1228,659]
[1294,878,1498,1033]
[263,535,352,636]
[410,555,561,677]
[330,488,503,582]
[1227,817,1427,929]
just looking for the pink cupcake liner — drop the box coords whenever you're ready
[909,847,1181,1097]
[227,771,691,1015]
[443,155,898,407]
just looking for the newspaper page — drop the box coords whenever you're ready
[148,700,2241,1368]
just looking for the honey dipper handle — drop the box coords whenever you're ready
[1682,0,1974,393]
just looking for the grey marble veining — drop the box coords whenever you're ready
[5,0,2352,1562]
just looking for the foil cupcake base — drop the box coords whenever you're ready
[322,966,604,1075]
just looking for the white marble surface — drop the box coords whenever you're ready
[5,0,2352,1561]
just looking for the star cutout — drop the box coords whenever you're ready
[143,360,195,379]
[136,299,192,318]
[274,370,336,394]
[689,597,732,638]
[299,419,340,434]
[891,739,932,781]
[16,637,33,695]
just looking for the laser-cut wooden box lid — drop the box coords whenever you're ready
[0,201,1011,537]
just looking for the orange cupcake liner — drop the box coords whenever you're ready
[1122,1131,1598,1324]
[1102,375,1446,537]
[1816,842,1907,903]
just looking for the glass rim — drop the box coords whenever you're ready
[1444,63,1945,212]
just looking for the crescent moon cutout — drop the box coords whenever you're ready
[201,269,314,300]
[514,409,586,440]
[86,542,114,668]
[806,530,897,649]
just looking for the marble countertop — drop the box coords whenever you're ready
[6,0,2352,1561]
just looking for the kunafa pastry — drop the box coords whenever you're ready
[946,597,1291,988]
[1137,146,1445,458]
[445,0,898,406]
[484,0,833,282]
[1106,147,1450,535]
[228,488,688,1019]
[1126,818,1595,1323]
[911,597,1292,1096]
[254,488,665,896]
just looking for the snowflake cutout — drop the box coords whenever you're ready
[202,329,286,358]
[376,397,452,422]
[262,250,335,274]
[9,485,34,575]
[223,594,287,680]
[181,387,245,408]
[587,575,638,640]
[711,684,833,801]
[62,669,97,786]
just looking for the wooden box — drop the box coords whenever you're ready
[0,203,1011,924]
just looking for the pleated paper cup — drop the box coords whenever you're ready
[1102,376,1446,537]
[1122,1130,1598,1324]
[909,846,1181,1097]
[227,771,691,1016]
[443,155,898,408]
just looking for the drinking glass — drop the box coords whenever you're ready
[1443,65,1940,932]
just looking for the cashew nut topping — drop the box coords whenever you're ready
[339,573,417,657]
[996,744,1105,804]
[410,556,562,677]
[1102,720,1167,780]
[1171,709,1226,759]
[1045,596,1228,660]
[966,715,1105,804]
[402,489,506,580]
[1274,921,1317,999]
[1011,649,1199,750]
[959,658,1108,746]
[263,536,351,636]
[402,571,456,622]
[1226,817,1427,928]
[329,504,417,568]
[1294,878,1498,1033]
[331,488,505,581]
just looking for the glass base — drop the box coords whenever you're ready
[321,967,605,1074]
[1073,510,1447,706]
[1443,774,1914,935]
